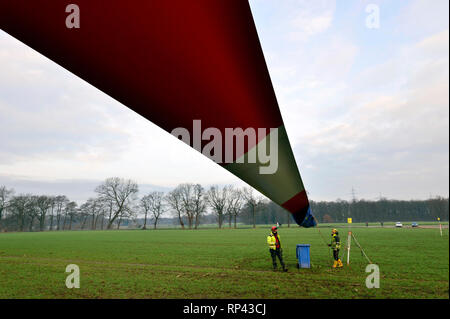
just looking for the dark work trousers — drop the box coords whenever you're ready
[270,248,285,269]
[333,249,340,261]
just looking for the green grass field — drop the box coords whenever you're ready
[0,225,448,299]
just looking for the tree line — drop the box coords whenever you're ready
[309,197,449,223]
[0,179,448,232]
[0,178,268,232]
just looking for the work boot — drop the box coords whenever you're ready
[337,259,343,268]
[332,260,337,268]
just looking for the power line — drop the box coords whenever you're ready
[351,187,357,202]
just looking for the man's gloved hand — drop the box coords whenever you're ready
[327,244,331,247]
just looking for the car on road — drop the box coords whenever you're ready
[395,222,403,228]
[411,222,419,227]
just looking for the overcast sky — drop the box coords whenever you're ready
[0,0,448,202]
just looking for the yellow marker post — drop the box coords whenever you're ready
[438,217,442,237]
[347,218,352,265]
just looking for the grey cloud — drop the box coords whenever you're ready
[0,32,132,164]
[0,174,171,204]
[289,29,449,201]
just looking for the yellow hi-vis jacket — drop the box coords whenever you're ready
[331,233,341,250]
[267,233,281,250]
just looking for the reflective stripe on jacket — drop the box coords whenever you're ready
[267,233,281,250]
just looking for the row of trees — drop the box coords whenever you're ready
[166,183,266,230]
[0,178,269,232]
[1,180,448,232]
[310,197,449,223]
[0,179,139,232]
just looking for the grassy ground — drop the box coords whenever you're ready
[0,226,448,299]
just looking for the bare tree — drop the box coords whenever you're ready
[140,195,152,230]
[79,202,90,229]
[242,187,259,229]
[102,196,116,229]
[225,186,237,228]
[192,184,206,229]
[116,205,136,229]
[54,195,69,230]
[96,197,111,230]
[141,192,166,229]
[179,184,196,229]
[27,196,39,232]
[227,188,244,229]
[207,185,230,229]
[80,198,103,230]
[35,195,53,231]
[64,201,78,230]
[8,195,30,231]
[95,177,139,229]
[94,201,106,230]
[48,196,56,231]
[0,186,14,229]
[91,198,104,230]
[166,187,185,229]
[149,192,166,229]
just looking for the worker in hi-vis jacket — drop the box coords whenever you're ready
[267,226,287,272]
